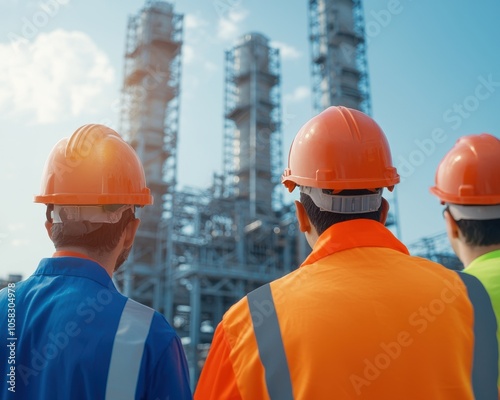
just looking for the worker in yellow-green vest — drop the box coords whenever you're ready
[431,133,500,392]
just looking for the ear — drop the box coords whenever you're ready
[123,218,141,248]
[444,211,460,239]
[44,221,53,240]
[295,200,311,233]
[379,198,389,225]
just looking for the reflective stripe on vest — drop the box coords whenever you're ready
[105,299,154,400]
[457,272,499,400]
[247,283,294,400]
[248,276,498,400]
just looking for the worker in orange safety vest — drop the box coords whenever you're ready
[194,106,497,400]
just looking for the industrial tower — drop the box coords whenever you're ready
[115,1,183,309]
[116,0,421,389]
[223,32,283,216]
[309,0,401,236]
[163,32,300,386]
[309,0,371,114]
[115,1,300,385]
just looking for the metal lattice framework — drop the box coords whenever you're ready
[164,33,298,386]
[117,13,301,387]
[308,0,402,237]
[309,0,371,114]
[408,232,463,271]
[115,1,183,310]
[163,185,300,385]
[223,32,282,215]
[114,0,430,389]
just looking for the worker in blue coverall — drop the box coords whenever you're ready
[0,124,192,399]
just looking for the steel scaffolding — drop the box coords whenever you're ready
[165,185,300,385]
[166,32,300,386]
[309,0,371,114]
[223,32,283,216]
[115,1,183,310]
[308,0,401,238]
[408,232,463,271]
[114,0,433,390]
[118,11,302,387]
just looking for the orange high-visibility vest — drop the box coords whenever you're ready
[195,219,497,400]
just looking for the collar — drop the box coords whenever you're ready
[301,219,409,267]
[34,256,117,291]
[467,248,500,270]
[53,250,97,262]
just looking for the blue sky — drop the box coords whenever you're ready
[1,0,499,279]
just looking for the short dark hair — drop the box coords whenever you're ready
[48,206,135,253]
[456,218,500,246]
[300,190,382,236]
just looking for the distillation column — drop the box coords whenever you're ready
[116,1,183,308]
[223,32,282,219]
[171,33,290,387]
[309,0,401,236]
[309,0,371,114]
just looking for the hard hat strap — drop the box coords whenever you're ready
[447,204,500,221]
[300,186,383,214]
[52,205,134,224]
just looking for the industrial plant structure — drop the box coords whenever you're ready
[308,0,401,236]
[115,0,459,388]
[408,232,463,271]
[309,0,371,114]
[115,0,182,313]
[115,2,302,385]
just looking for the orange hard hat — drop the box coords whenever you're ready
[34,124,153,206]
[282,106,399,192]
[430,133,500,205]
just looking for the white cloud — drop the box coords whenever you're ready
[183,13,210,46]
[285,86,311,103]
[217,9,248,41]
[183,44,195,64]
[184,14,208,30]
[0,29,114,124]
[182,14,211,65]
[271,41,302,60]
[7,223,25,232]
[10,239,29,247]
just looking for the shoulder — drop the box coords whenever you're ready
[115,299,185,369]
[222,272,302,333]
[223,291,253,325]
[221,280,288,349]
[147,308,179,344]
[407,254,467,283]
[119,299,180,351]
[0,280,25,304]
[118,299,173,334]
[218,294,254,348]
